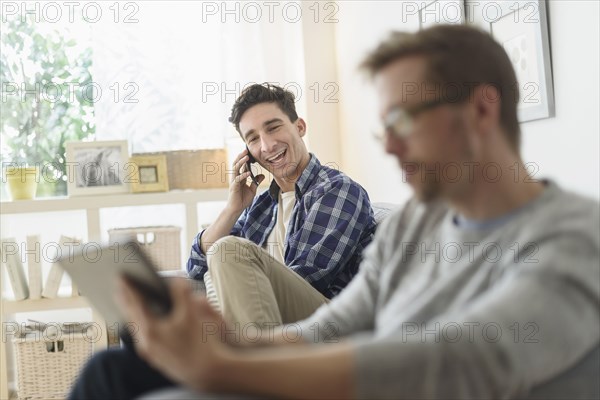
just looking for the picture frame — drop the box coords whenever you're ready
[465,0,555,122]
[65,140,130,196]
[419,0,465,29]
[128,154,169,193]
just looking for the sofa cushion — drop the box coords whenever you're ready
[372,202,397,226]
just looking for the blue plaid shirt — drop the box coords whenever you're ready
[187,154,376,298]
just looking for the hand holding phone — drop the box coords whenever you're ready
[245,146,261,186]
[121,272,173,317]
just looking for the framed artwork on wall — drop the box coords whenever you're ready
[465,0,555,122]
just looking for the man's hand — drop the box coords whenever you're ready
[227,148,265,214]
[117,277,231,392]
[199,148,266,253]
[117,276,355,398]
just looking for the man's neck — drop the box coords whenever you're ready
[273,154,311,193]
[276,180,295,193]
[449,159,545,221]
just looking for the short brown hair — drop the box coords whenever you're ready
[229,83,298,134]
[361,25,521,150]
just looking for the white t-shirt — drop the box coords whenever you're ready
[266,191,297,264]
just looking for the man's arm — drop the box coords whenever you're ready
[200,149,264,253]
[199,206,244,253]
[187,149,264,279]
[119,277,359,398]
[211,341,356,399]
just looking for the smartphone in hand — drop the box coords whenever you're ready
[122,271,172,317]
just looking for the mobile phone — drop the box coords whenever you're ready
[58,242,173,322]
[122,270,172,317]
[245,146,260,186]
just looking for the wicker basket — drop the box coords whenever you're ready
[108,226,182,271]
[13,332,93,400]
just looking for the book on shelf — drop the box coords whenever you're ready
[26,235,43,299]
[42,235,81,299]
[0,238,29,301]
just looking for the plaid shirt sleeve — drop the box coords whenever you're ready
[285,177,373,294]
[186,208,248,280]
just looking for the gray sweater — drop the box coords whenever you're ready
[298,181,600,399]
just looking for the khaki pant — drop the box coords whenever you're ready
[204,236,329,327]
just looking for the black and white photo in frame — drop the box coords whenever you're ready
[66,140,130,196]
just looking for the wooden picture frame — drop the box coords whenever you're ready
[128,154,169,193]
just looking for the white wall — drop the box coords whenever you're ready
[333,0,600,203]
[334,1,419,204]
[520,0,600,200]
[300,2,343,168]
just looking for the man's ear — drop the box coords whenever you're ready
[472,84,501,136]
[296,118,307,137]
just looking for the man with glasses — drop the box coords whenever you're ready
[71,25,599,400]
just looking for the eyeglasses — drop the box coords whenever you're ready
[374,98,449,141]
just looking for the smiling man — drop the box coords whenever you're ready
[187,83,376,327]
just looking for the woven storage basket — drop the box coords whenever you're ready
[13,332,92,400]
[108,226,182,271]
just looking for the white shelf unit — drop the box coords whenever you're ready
[0,188,229,399]
[0,188,229,243]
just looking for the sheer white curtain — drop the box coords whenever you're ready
[89,1,308,255]
[91,1,307,156]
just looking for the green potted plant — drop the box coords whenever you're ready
[1,14,95,199]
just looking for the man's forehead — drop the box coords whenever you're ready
[374,56,428,115]
[239,103,286,131]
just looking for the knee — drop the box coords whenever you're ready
[206,236,256,271]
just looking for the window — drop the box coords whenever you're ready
[1,10,95,197]
[1,1,306,198]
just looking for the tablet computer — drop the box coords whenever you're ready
[58,242,173,324]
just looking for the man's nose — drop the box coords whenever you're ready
[384,132,407,159]
[260,136,277,154]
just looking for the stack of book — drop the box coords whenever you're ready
[0,235,81,301]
